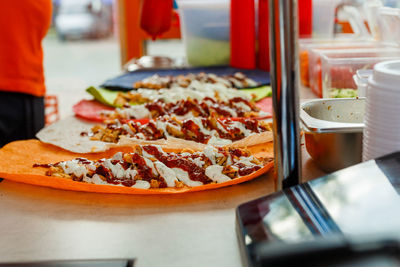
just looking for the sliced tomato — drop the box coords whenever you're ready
[73,99,114,122]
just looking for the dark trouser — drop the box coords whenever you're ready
[0,91,44,148]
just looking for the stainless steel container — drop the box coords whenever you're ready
[300,98,365,172]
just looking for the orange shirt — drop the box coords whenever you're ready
[0,1,52,97]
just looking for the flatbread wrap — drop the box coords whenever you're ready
[36,116,273,153]
[0,140,274,194]
[132,72,260,90]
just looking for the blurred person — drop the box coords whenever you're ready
[0,1,52,147]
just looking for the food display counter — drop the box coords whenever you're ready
[0,146,323,267]
[2,0,400,266]
[0,80,324,266]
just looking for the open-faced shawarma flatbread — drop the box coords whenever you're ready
[36,116,114,153]
[37,116,273,154]
[0,140,274,194]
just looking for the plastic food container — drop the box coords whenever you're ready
[298,39,383,88]
[308,48,400,98]
[312,0,340,38]
[177,0,230,66]
[301,98,365,172]
[378,7,400,45]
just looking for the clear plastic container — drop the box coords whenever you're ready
[177,0,230,66]
[299,39,388,89]
[312,0,340,38]
[378,7,400,45]
[309,48,400,98]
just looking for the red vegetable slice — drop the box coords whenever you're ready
[73,99,114,122]
[255,96,272,115]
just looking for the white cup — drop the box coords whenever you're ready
[363,60,400,161]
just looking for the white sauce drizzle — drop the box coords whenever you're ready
[232,101,252,113]
[205,165,231,183]
[122,124,134,135]
[90,174,107,185]
[118,105,151,119]
[172,168,203,187]
[189,157,206,168]
[154,162,178,187]
[236,156,257,168]
[103,160,126,179]
[143,157,158,176]
[207,135,232,146]
[132,180,151,189]
[112,152,123,161]
[59,160,88,178]
[203,146,224,164]
[191,117,212,135]
[135,133,145,139]
[52,145,262,189]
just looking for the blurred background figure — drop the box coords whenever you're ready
[0,0,52,147]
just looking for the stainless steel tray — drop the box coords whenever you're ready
[301,98,365,133]
[300,98,365,172]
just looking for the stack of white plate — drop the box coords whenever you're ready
[363,60,400,161]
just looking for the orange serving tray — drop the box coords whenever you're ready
[0,140,274,195]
